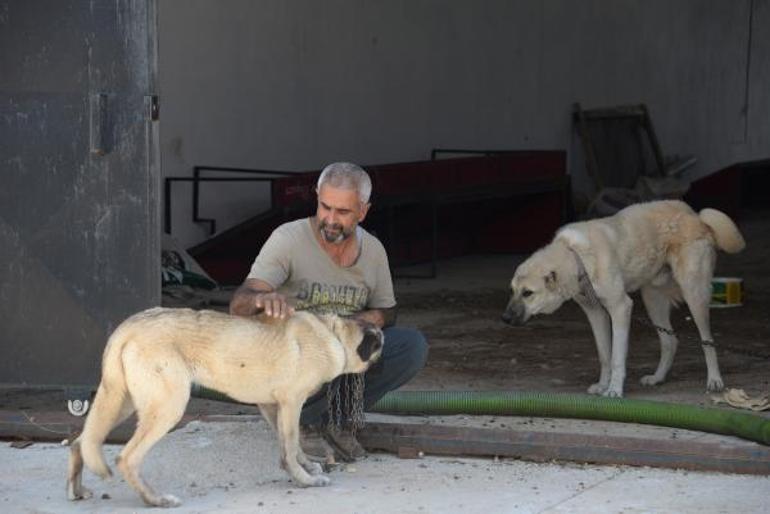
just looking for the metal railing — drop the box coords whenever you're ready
[164,152,568,280]
[430,148,527,160]
[163,166,295,235]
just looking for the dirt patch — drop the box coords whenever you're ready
[399,286,770,406]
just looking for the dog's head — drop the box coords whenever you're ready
[326,316,384,373]
[502,246,570,326]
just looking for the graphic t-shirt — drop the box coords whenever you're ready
[247,218,396,315]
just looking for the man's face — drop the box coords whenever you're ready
[316,184,370,244]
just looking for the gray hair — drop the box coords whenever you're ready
[316,162,372,204]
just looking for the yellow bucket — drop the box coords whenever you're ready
[710,277,743,308]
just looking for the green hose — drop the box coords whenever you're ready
[191,386,770,446]
[370,390,770,446]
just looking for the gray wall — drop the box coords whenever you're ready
[159,0,770,249]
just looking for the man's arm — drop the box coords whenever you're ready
[351,306,397,329]
[229,278,294,318]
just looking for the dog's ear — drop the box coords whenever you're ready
[544,270,558,291]
[356,327,384,362]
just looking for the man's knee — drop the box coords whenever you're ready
[409,329,428,369]
[383,327,428,373]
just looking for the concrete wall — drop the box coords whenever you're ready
[159,0,769,249]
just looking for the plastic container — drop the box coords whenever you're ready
[711,277,743,308]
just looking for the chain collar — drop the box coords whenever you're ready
[567,247,716,348]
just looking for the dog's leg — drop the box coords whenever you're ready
[257,403,278,430]
[275,401,330,487]
[640,285,678,386]
[575,297,612,395]
[604,294,633,397]
[673,243,724,392]
[67,385,135,501]
[295,444,324,476]
[117,392,188,507]
[66,440,92,501]
[259,404,322,475]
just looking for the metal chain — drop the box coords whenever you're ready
[349,373,366,436]
[634,316,715,347]
[325,378,342,434]
[325,381,333,432]
[570,248,732,351]
[325,373,367,435]
[343,375,351,423]
[635,315,770,359]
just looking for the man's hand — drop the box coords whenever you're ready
[255,291,295,319]
[351,306,397,329]
[230,278,295,318]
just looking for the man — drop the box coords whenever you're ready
[230,162,428,463]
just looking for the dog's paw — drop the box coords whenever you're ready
[640,374,664,386]
[309,474,331,487]
[67,485,93,501]
[706,377,725,392]
[602,389,623,398]
[156,494,182,508]
[587,383,608,395]
[303,461,324,475]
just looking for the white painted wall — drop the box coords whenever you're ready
[159,0,769,248]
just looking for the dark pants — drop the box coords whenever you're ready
[299,326,428,426]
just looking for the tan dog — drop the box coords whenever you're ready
[66,307,383,508]
[502,200,745,397]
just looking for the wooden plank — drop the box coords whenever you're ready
[358,422,770,476]
[0,411,199,444]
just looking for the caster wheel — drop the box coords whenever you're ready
[67,399,90,417]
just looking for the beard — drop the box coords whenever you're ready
[318,219,355,244]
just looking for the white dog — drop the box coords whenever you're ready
[502,200,745,397]
[66,308,383,507]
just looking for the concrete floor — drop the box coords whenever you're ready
[2,417,769,513]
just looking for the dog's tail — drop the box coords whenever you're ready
[76,324,134,479]
[699,208,746,254]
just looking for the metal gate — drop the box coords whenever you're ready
[0,1,160,392]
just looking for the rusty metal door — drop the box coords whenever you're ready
[0,1,160,390]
